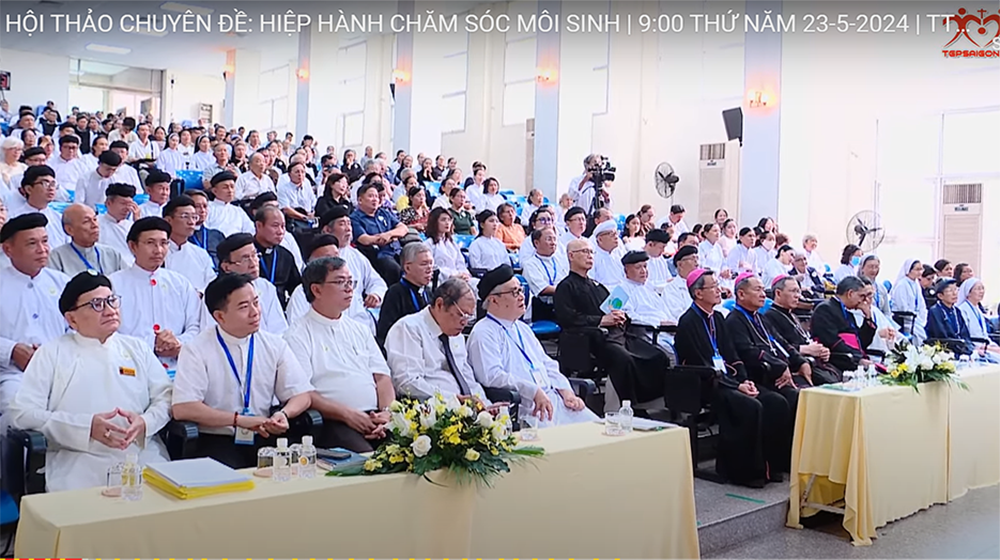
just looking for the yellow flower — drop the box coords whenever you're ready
[489,446,499,456]
[389,401,404,413]
[385,444,400,455]
[404,408,418,421]
[389,453,405,464]
[363,459,382,472]
[891,367,901,378]
[465,449,480,461]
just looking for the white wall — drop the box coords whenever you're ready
[0,49,70,116]
[163,70,224,125]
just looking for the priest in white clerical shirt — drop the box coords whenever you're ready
[205,171,255,237]
[618,251,678,355]
[315,206,388,334]
[162,195,215,292]
[661,245,700,324]
[385,278,489,403]
[7,165,69,249]
[110,217,202,373]
[590,219,625,288]
[467,265,596,426]
[285,234,340,323]
[98,182,141,266]
[643,229,673,293]
[7,271,172,491]
[0,214,71,410]
[285,257,395,452]
[108,141,142,191]
[521,227,568,323]
[560,206,589,248]
[73,150,120,209]
[47,135,85,198]
[213,233,288,334]
[172,272,314,468]
[49,204,126,277]
[138,169,172,217]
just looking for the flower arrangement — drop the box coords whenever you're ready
[879,340,968,392]
[326,394,544,487]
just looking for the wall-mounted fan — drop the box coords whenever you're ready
[655,162,680,199]
[846,210,885,252]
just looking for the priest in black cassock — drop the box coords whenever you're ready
[553,238,669,410]
[764,276,841,385]
[375,241,435,348]
[810,276,877,372]
[674,268,790,488]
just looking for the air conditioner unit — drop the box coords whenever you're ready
[698,139,741,224]
[939,183,982,272]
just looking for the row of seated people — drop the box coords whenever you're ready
[0,211,598,493]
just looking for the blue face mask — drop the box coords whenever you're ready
[850,256,861,266]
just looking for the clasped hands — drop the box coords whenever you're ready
[600,310,627,328]
[154,328,182,358]
[90,408,146,449]
[236,410,291,438]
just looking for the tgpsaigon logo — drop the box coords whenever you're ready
[941,8,1000,57]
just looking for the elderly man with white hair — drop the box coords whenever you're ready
[802,233,825,272]
[467,264,597,426]
[590,218,624,289]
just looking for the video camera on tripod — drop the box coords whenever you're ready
[585,156,616,214]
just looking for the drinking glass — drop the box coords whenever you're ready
[520,415,540,441]
[604,412,623,436]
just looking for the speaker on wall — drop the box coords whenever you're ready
[722,107,743,146]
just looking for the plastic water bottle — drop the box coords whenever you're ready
[121,452,143,501]
[299,436,317,479]
[500,405,513,437]
[618,400,634,433]
[273,438,292,482]
[289,443,302,477]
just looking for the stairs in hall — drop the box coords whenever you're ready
[694,470,791,557]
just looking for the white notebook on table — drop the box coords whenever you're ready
[146,458,251,488]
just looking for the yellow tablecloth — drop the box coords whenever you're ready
[787,366,1000,545]
[15,422,700,559]
[948,369,1000,500]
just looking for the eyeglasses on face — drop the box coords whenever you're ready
[228,253,261,266]
[70,294,122,312]
[493,286,524,298]
[570,248,595,255]
[323,278,355,290]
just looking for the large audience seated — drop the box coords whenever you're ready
[0,104,996,495]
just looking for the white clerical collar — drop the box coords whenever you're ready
[130,264,160,278]
[536,252,556,261]
[71,241,96,254]
[307,306,345,325]
[169,239,186,251]
[217,325,253,346]
[73,331,116,348]
[486,313,517,328]
[625,279,645,288]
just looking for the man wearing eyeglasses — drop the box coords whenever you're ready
[6,270,172,491]
[810,276,878,372]
[468,265,596,426]
[385,278,490,404]
[7,165,69,249]
[285,257,395,452]
[554,238,670,414]
[163,195,216,292]
[213,233,287,335]
[110,217,202,373]
[0,213,71,412]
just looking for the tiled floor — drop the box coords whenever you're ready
[706,485,1000,559]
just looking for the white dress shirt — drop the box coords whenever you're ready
[0,266,70,409]
[110,265,202,370]
[592,245,625,289]
[661,277,693,324]
[468,235,508,271]
[646,254,672,293]
[156,148,185,177]
[191,151,215,172]
[6,332,172,491]
[762,258,791,288]
[753,247,776,274]
[480,192,506,213]
[138,200,163,218]
[287,246,386,335]
[467,314,597,425]
[203,277,288,335]
[426,238,468,280]
[658,217,689,234]
[172,327,314,435]
[806,249,826,272]
[128,139,160,161]
[620,279,673,328]
[7,201,70,249]
[98,213,135,266]
[279,233,305,272]
[285,308,387,411]
[166,239,216,292]
[74,169,114,209]
[111,164,142,191]
[48,241,126,277]
[727,244,758,275]
[521,252,568,300]
[47,155,84,197]
[205,200,255,237]
[833,263,856,284]
[698,240,727,273]
[235,171,275,200]
[276,175,317,212]
[385,307,487,401]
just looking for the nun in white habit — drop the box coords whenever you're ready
[466,265,597,426]
[889,258,928,344]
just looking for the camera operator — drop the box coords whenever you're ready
[569,154,616,236]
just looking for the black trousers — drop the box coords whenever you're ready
[195,433,265,469]
[373,255,402,285]
[714,385,793,484]
[315,420,387,454]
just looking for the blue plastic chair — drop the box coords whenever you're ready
[721,298,773,314]
[48,202,71,214]
[499,189,515,197]
[516,274,561,338]
[615,214,627,231]
[134,193,150,205]
[454,234,475,250]
[0,490,18,525]
[95,204,108,215]
[883,280,892,293]
[175,169,204,191]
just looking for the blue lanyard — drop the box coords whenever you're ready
[734,304,779,352]
[402,278,424,310]
[691,304,719,355]
[216,327,254,412]
[873,288,881,309]
[487,315,534,369]
[259,251,277,284]
[192,228,208,249]
[70,244,102,274]
[963,301,986,334]
[540,257,556,285]
[943,306,960,335]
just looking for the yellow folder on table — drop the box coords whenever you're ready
[143,458,255,500]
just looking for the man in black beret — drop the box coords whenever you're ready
[184,189,226,269]
[662,245,700,316]
[75,149,122,209]
[97,182,141,264]
[0,213,71,410]
[139,169,173,217]
[318,205,387,335]
[8,165,69,248]
[6,269,173,492]
[467,264,596,425]
[204,171,254,237]
[108,140,142,191]
[644,228,672,292]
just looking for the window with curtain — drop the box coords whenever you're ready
[440,27,469,133]
[337,41,367,151]
[503,36,536,126]
[258,65,289,131]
